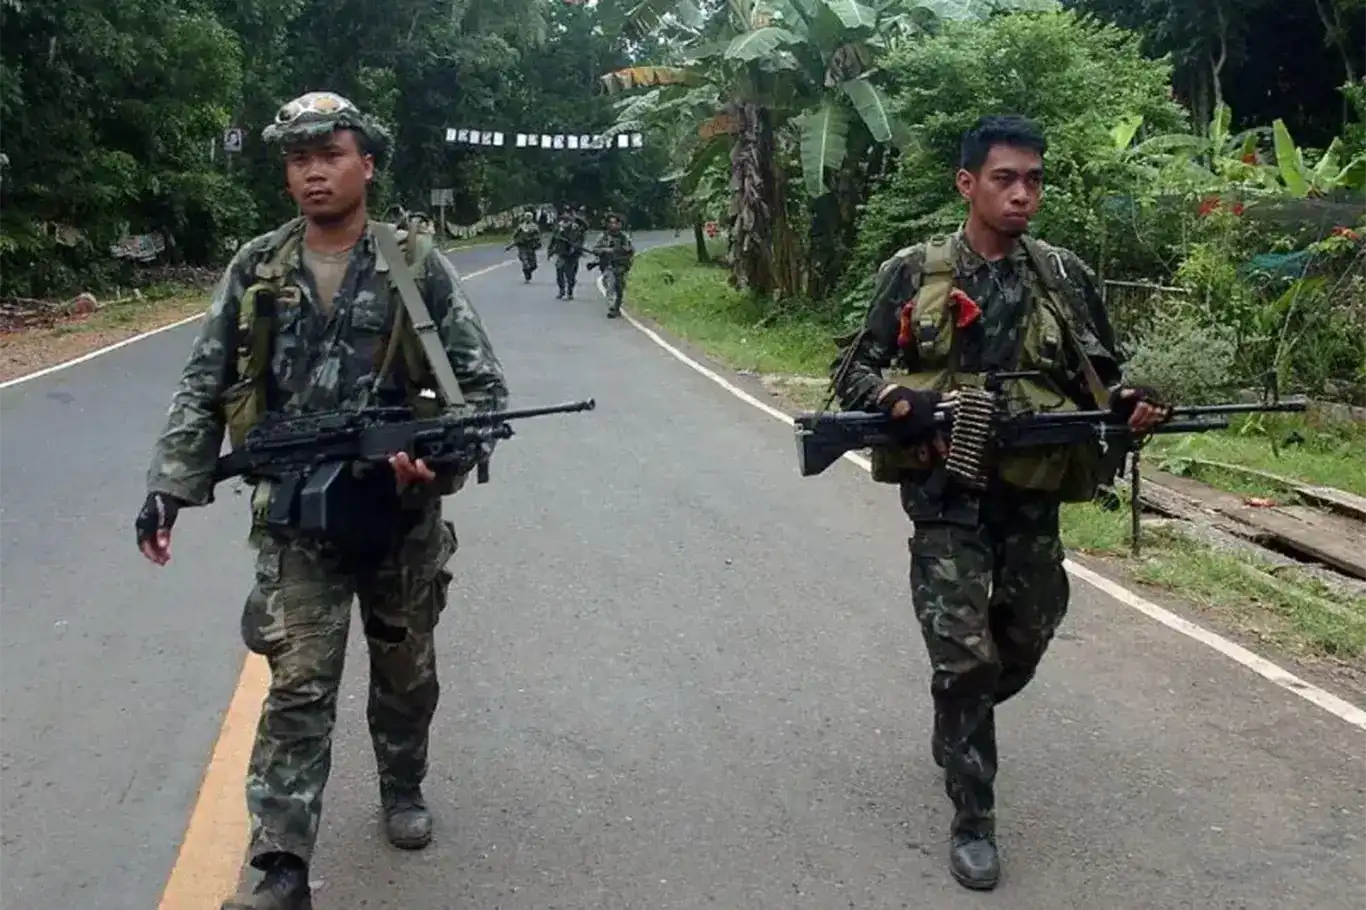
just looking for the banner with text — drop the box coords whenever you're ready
[444,128,644,150]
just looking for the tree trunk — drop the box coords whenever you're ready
[1208,1,1228,124]
[1312,0,1358,126]
[726,101,776,294]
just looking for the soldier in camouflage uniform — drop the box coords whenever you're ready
[507,211,542,282]
[591,212,634,318]
[829,115,1170,892]
[134,91,510,910]
[547,205,587,299]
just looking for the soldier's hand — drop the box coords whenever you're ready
[136,492,184,566]
[390,452,437,491]
[877,385,943,443]
[1112,386,1172,434]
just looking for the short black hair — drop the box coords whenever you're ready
[960,115,1047,172]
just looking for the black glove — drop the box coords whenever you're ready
[1110,385,1170,421]
[877,386,943,443]
[135,492,184,549]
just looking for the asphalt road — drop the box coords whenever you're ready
[1,233,1362,910]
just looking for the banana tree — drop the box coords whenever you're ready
[603,0,1038,297]
[1271,118,1366,197]
[1118,103,1366,198]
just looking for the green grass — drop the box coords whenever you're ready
[444,231,513,251]
[1146,415,1366,498]
[1063,499,1366,662]
[627,245,1366,667]
[627,244,840,377]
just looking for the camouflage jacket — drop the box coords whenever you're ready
[831,229,1123,412]
[145,222,510,507]
[548,219,586,256]
[591,230,634,272]
[511,223,541,248]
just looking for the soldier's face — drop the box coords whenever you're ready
[956,144,1043,237]
[284,130,373,222]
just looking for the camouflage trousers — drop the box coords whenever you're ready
[516,246,538,274]
[239,506,458,867]
[908,493,1069,835]
[602,267,628,309]
[554,254,581,294]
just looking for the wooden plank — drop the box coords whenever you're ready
[1169,457,1366,522]
[1149,471,1366,581]
[1298,485,1366,523]
[1134,476,1268,542]
[1143,517,1366,602]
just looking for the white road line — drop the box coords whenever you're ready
[0,258,515,391]
[605,282,1366,731]
[0,313,206,390]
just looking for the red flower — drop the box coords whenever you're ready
[1197,196,1221,217]
[1331,225,1361,242]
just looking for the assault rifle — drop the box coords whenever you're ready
[213,398,595,552]
[793,370,1308,554]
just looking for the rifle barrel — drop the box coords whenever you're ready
[462,399,596,423]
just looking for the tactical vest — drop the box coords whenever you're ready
[220,216,472,516]
[867,233,1113,502]
[220,216,457,447]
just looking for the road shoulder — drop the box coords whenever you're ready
[604,246,1366,716]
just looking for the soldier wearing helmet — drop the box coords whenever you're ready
[137,91,509,910]
[590,211,635,318]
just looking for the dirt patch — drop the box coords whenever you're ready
[0,295,210,383]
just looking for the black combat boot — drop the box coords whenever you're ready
[382,784,433,850]
[948,815,1000,891]
[221,853,311,910]
[940,705,1000,889]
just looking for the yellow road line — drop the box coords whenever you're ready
[157,654,270,909]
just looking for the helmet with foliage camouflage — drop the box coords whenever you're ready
[262,91,391,164]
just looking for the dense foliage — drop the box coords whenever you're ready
[608,0,1366,401]
[0,0,675,297]
[4,0,1364,399]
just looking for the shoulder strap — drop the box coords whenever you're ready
[1020,236,1113,409]
[371,220,467,407]
[918,233,956,305]
[255,217,306,282]
[923,233,956,276]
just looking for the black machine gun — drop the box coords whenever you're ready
[214,398,596,552]
[793,370,1308,553]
